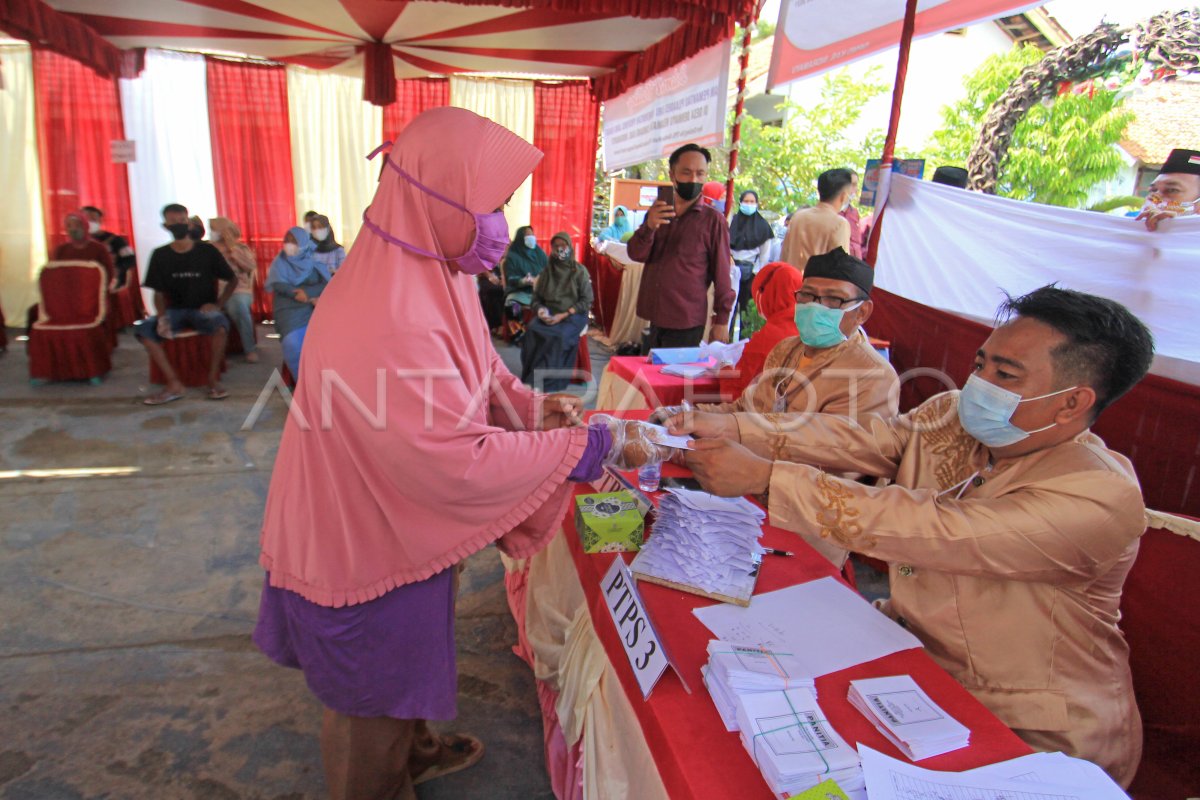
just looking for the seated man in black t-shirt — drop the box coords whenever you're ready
[136,203,237,404]
[82,205,137,289]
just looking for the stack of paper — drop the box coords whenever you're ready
[660,363,712,379]
[629,488,765,604]
[860,744,1131,800]
[703,640,816,732]
[847,675,970,759]
[735,685,864,797]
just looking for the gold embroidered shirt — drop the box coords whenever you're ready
[733,390,1145,787]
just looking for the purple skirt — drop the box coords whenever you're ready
[253,569,457,720]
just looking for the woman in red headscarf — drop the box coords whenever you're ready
[253,108,667,800]
[717,261,804,398]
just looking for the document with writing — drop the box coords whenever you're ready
[848,675,969,759]
[693,577,922,677]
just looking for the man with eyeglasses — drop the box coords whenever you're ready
[652,246,896,552]
[667,286,1155,788]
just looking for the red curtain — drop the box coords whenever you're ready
[531,81,599,252]
[869,288,1200,518]
[32,48,135,257]
[381,78,450,142]
[206,57,297,319]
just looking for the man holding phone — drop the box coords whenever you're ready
[628,143,735,351]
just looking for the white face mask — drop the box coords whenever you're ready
[283,242,300,258]
[312,227,330,242]
[210,231,222,243]
[88,221,101,234]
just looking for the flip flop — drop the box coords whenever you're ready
[207,387,230,401]
[143,391,183,406]
[412,733,485,786]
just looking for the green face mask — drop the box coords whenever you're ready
[67,227,86,242]
[793,301,860,348]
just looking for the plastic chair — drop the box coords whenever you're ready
[27,260,111,384]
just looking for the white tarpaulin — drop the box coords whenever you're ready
[768,0,1039,90]
[875,175,1200,384]
[601,41,730,171]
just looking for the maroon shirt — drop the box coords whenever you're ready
[627,201,735,329]
[52,239,115,286]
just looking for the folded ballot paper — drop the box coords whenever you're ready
[847,675,970,760]
[735,685,864,797]
[629,488,766,605]
[703,640,816,732]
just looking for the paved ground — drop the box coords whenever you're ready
[0,324,610,800]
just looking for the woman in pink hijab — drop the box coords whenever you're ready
[253,108,666,799]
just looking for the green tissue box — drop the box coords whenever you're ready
[575,491,645,554]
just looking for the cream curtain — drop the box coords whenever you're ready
[450,77,535,239]
[0,44,48,323]
[119,49,220,309]
[286,66,382,249]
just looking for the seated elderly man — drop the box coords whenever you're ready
[671,286,1154,787]
[654,246,898,566]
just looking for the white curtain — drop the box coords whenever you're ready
[876,174,1200,384]
[450,77,535,239]
[119,49,219,308]
[0,44,48,323]
[286,66,382,249]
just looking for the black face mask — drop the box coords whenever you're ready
[675,181,703,202]
[165,223,190,240]
[187,226,205,241]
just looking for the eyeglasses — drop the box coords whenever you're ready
[793,290,867,309]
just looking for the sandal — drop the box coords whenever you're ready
[411,732,485,785]
[143,390,183,406]
[207,386,230,400]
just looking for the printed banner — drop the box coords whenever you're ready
[602,41,731,171]
[767,0,1040,91]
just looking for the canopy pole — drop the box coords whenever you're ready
[725,18,757,217]
[864,0,919,265]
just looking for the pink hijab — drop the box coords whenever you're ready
[259,108,589,607]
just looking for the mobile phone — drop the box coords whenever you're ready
[661,475,704,492]
[656,184,674,206]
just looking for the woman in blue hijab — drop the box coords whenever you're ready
[597,205,633,243]
[268,226,332,375]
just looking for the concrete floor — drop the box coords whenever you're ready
[0,324,610,800]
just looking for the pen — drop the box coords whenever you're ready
[765,548,793,557]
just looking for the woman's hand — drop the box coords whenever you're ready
[293,288,309,303]
[540,394,584,430]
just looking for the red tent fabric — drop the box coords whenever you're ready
[28,261,112,383]
[32,48,135,258]
[381,78,450,143]
[206,57,298,321]
[34,0,757,105]
[531,81,599,253]
[1122,522,1200,799]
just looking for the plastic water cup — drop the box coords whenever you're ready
[638,460,662,493]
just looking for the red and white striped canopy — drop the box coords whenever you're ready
[10,0,757,103]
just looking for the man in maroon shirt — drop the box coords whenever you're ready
[628,143,735,351]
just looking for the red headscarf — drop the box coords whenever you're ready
[259,108,589,607]
[721,262,805,399]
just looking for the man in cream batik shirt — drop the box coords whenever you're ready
[671,286,1154,788]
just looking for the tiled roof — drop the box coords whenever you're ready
[1120,79,1200,166]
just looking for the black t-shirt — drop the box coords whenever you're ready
[144,241,235,309]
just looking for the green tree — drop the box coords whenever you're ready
[728,68,890,213]
[927,46,1133,208]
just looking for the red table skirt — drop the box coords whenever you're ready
[585,245,623,336]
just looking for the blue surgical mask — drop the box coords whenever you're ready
[524,234,538,250]
[957,373,1076,447]
[739,202,757,216]
[794,301,860,349]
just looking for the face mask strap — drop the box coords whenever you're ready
[361,209,451,263]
